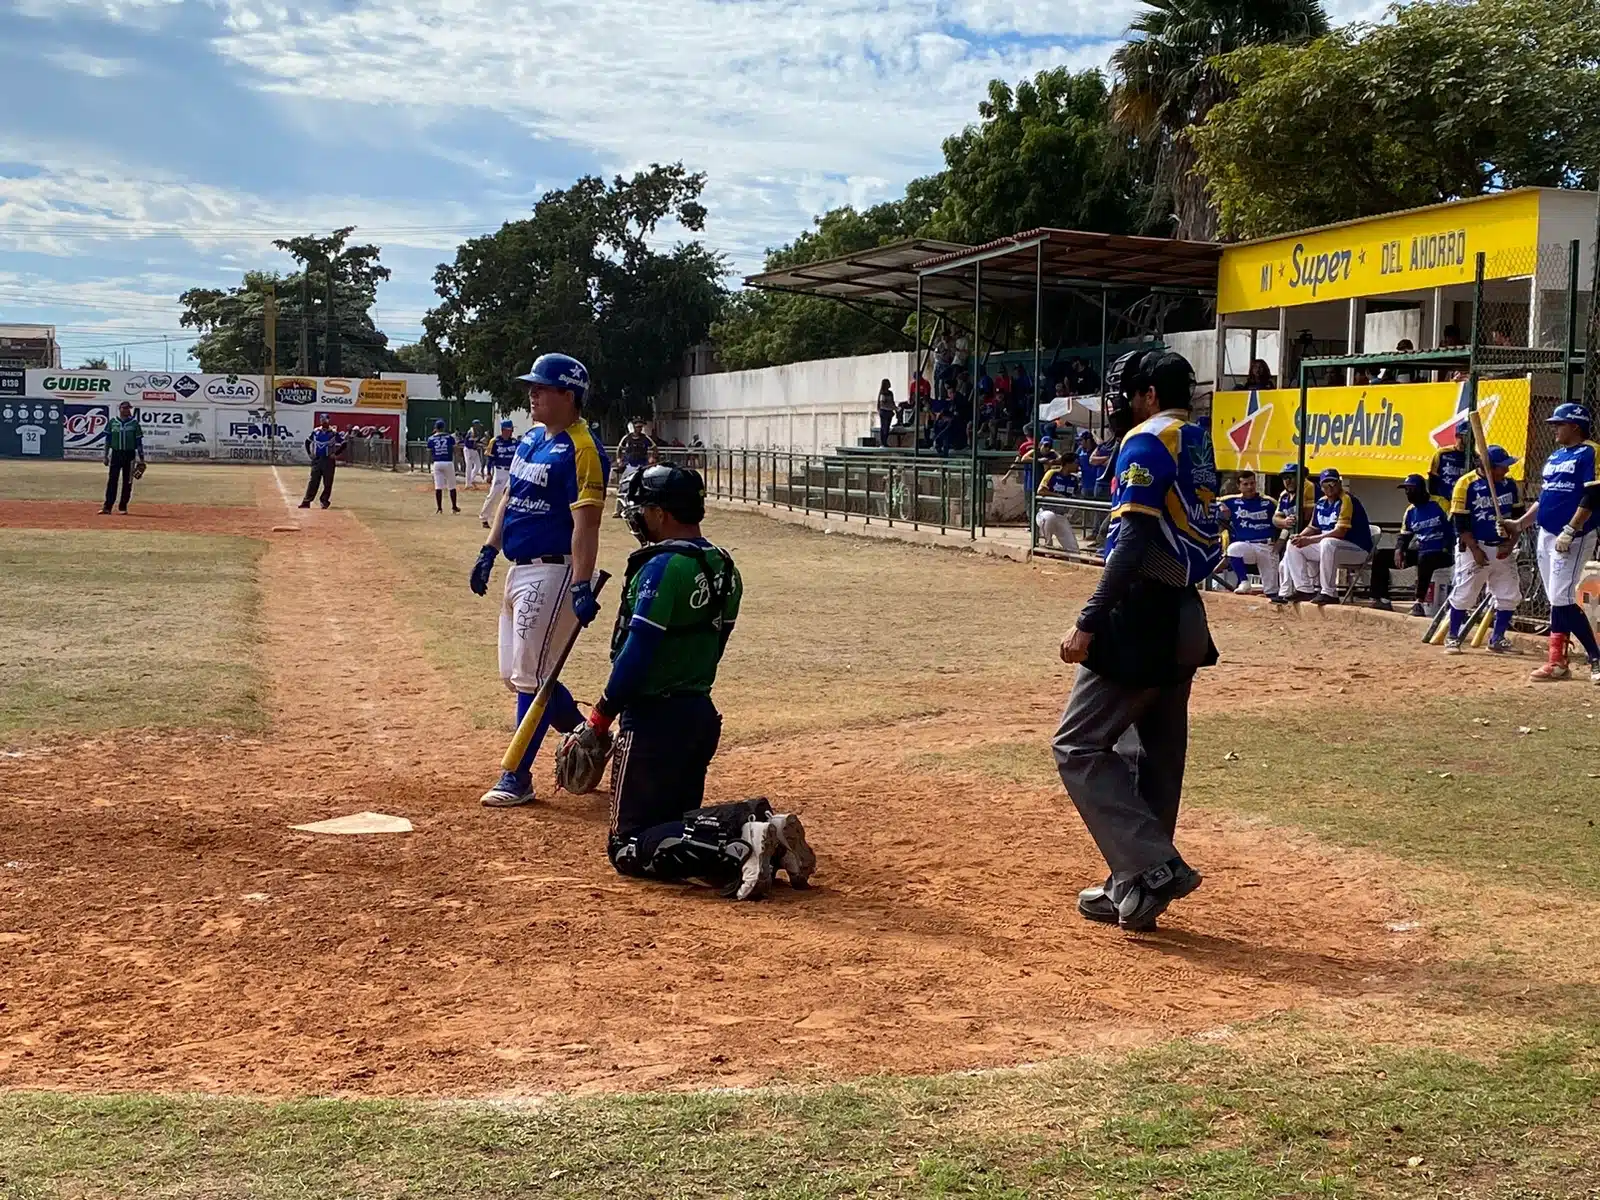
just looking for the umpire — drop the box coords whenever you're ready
[556,464,814,900]
[300,415,345,509]
[1053,350,1220,932]
[100,400,145,515]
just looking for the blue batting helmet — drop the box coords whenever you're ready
[1486,444,1518,469]
[433,418,446,430]
[517,353,589,404]
[1548,402,1592,429]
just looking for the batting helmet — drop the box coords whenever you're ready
[1548,402,1592,430]
[517,353,590,405]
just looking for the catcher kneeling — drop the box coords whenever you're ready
[555,464,816,900]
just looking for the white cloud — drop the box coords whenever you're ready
[14,0,182,23]
[44,49,135,78]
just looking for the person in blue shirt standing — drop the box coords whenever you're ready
[426,419,459,514]
[299,415,345,509]
[1444,445,1523,654]
[1053,350,1219,933]
[469,353,610,808]
[1279,468,1373,606]
[1504,404,1600,680]
[1218,471,1277,595]
[479,417,519,528]
[1076,432,1102,496]
[1369,474,1450,615]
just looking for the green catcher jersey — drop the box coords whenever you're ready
[614,539,742,697]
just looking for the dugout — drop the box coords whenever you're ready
[1212,188,1598,533]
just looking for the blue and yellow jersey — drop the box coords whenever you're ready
[1105,412,1221,586]
[487,434,519,470]
[426,432,455,462]
[1534,440,1600,535]
[1402,499,1450,555]
[1218,493,1274,543]
[503,422,611,560]
[1429,447,1470,500]
[1038,466,1076,497]
[1312,491,1374,552]
[1450,470,1519,546]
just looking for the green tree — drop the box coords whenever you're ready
[178,229,401,375]
[1192,0,1600,239]
[78,357,109,370]
[423,164,725,418]
[1111,0,1329,240]
[392,340,439,374]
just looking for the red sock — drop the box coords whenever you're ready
[1549,632,1570,666]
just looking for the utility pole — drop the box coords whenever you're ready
[324,256,340,377]
[298,270,310,373]
[265,287,279,465]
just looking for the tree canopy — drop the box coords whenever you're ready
[1192,0,1600,239]
[423,165,725,417]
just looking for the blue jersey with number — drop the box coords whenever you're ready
[1402,499,1449,555]
[1430,447,1470,500]
[1104,412,1221,585]
[487,435,519,470]
[427,433,455,462]
[502,423,610,560]
[1535,440,1600,535]
[1219,493,1274,543]
[1451,471,1519,546]
[1313,491,1373,552]
[307,428,342,459]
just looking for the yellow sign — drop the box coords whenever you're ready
[1217,191,1541,314]
[1212,378,1531,480]
[357,378,407,407]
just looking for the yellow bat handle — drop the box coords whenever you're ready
[498,570,611,773]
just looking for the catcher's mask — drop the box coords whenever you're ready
[1103,349,1196,438]
[622,464,707,545]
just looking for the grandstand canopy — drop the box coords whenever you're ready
[744,230,1221,312]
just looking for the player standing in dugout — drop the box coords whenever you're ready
[553,463,816,900]
[99,399,146,515]
[1053,349,1220,932]
[469,353,608,808]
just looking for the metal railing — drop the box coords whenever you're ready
[345,437,398,470]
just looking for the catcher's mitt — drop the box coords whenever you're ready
[554,723,612,794]
[132,461,147,479]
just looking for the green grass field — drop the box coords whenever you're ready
[0,460,258,506]
[5,460,1600,1197]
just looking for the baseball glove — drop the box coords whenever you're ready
[132,461,147,479]
[554,723,612,794]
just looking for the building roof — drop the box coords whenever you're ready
[743,238,970,309]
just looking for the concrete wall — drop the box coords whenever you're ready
[653,350,915,454]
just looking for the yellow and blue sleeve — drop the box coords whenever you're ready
[569,425,607,510]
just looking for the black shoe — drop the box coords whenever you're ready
[452,507,461,513]
[1077,878,1118,924]
[1292,591,1319,604]
[1114,860,1203,932]
[298,501,312,509]
[1314,593,1340,607]
[1269,594,1290,607]
[320,501,330,509]
[1410,602,1427,617]
[98,506,112,515]
[1371,598,1393,611]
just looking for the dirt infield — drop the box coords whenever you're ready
[0,488,1471,1098]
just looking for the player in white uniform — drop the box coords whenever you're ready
[1217,471,1278,595]
[426,419,459,513]
[1502,404,1600,681]
[469,353,609,807]
[1443,445,1522,654]
[479,417,518,528]
[462,421,485,488]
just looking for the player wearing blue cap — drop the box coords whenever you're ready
[1369,473,1450,615]
[1279,468,1372,605]
[479,417,519,528]
[1444,444,1523,654]
[1218,471,1277,595]
[1429,423,1472,502]
[1503,403,1600,680]
[426,418,459,513]
[469,352,611,807]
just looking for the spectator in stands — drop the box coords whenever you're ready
[1075,431,1102,496]
[933,332,954,394]
[1035,455,1081,552]
[931,406,956,457]
[954,330,971,370]
[1375,339,1417,384]
[1440,324,1464,349]
[1244,359,1276,389]
[876,379,896,447]
[1015,432,1056,494]
[1278,468,1374,607]
[906,370,930,426]
[1369,473,1450,615]
[1064,357,1093,395]
[1088,432,1116,497]
[1218,471,1278,595]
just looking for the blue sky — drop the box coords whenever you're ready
[0,0,1378,369]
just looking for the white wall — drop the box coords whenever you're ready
[654,350,915,453]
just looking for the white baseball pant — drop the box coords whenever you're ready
[1535,527,1598,607]
[463,448,484,486]
[430,461,458,491]
[1280,537,1369,597]
[479,466,510,522]
[500,560,579,694]
[1035,508,1080,552]
[1448,546,1521,612]
[1226,539,1279,595]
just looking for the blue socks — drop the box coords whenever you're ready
[512,683,582,776]
[1448,605,1467,639]
[1492,608,1513,640]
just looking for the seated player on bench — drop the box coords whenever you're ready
[1217,471,1277,595]
[554,465,816,900]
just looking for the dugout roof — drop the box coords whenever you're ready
[742,238,969,309]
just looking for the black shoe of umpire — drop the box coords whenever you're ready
[1077,877,1118,924]
[1112,859,1203,932]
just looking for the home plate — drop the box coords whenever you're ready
[291,811,413,835]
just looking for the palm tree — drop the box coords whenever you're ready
[1112,0,1329,241]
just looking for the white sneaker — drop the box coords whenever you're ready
[1590,658,1600,684]
[770,813,817,888]
[1234,581,1253,594]
[1443,637,1464,655]
[733,820,777,900]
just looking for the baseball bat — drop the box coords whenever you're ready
[1466,407,1504,523]
[499,569,611,772]
[1469,599,1496,648]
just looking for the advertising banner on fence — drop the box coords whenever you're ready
[1213,377,1531,480]
[130,404,213,460]
[62,402,110,460]
[0,367,23,397]
[215,405,315,464]
[314,409,400,451]
[0,398,65,459]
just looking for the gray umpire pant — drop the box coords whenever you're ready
[1052,666,1189,882]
